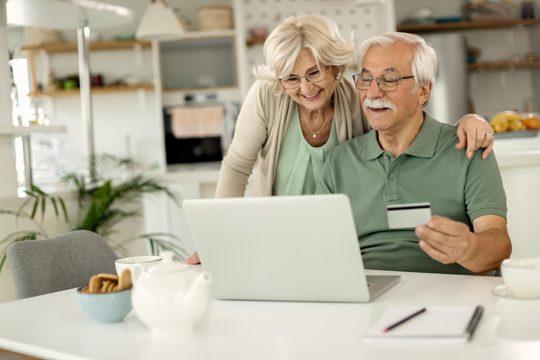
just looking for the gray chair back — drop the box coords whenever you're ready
[7,230,118,299]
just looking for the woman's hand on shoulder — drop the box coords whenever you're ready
[455,113,494,160]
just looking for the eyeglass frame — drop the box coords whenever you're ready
[352,72,415,92]
[280,66,330,89]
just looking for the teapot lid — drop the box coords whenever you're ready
[148,251,190,274]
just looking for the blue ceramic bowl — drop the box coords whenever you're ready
[77,287,132,324]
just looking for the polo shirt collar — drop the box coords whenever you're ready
[404,112,441,158]
[364,130,385,160]
[364,111,441,160]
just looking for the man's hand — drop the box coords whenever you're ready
[417,214,511,273]
[455,113,494,160]
[415,215,476,265]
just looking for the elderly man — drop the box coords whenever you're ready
[317,32,511,274]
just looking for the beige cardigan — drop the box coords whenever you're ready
[215,79,370,197]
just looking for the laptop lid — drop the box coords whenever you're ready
[183,194,399,302]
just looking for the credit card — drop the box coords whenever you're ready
[387,202,432,229]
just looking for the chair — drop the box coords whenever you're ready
[7,230,118,299]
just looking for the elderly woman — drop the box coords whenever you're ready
[215,15,493,197]
[186,15,494,264]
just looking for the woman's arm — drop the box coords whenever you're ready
[455,114,494,160]
[215,82,271,197]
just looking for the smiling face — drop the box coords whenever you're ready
[283,48,338,113]
[359,41,430,134]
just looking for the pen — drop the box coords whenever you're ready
[465,305,484,341]
[383,307,427,333]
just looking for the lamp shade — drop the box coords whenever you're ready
[136,0,184,40]
[6,0,133,29]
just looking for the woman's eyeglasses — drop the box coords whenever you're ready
[280,67,328,89]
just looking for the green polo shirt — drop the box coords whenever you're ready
[317,112,507,275]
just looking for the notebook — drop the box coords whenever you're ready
[182,194,400,302]
[364,305,484,342]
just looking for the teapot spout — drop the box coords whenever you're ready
[183,271,212,322]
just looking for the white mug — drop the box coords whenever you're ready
[115,255,163,276]
[501,257,540,299]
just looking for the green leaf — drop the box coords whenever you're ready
[50,197,59,217]
[30,196,39,219]
[40,195,46,222]
[59,197,69,223]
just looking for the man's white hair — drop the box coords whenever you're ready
[358,32,438,89]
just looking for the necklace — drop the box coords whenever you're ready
[300,108,333,138]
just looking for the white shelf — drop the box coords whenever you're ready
[0,125,67,136]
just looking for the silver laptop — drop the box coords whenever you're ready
[183,194,400,302]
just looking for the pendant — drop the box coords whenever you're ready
[312,134,317,138]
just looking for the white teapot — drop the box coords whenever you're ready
[131,251,212,337]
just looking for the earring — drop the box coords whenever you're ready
[335,73,342,81]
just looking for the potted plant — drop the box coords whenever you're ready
[0,154,188,271]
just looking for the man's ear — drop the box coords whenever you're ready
[418,82,432,106]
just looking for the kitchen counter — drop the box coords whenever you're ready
[491,134,540,259]
[493,134,540,168]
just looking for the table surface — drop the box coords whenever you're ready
[1,270,539,360]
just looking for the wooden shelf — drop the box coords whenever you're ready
[160,30,235,43]
[178,29,235,40]
[397,18,540,33]
[21,40,151,54]
[30,84,154,98]
[469,60,540,72]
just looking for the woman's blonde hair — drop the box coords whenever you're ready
[254,15,355,93]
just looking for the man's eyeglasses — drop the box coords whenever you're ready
[352,73,414,92]
[280,67,327,89]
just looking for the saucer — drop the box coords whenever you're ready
[492,284,540,300]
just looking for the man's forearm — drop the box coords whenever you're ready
[458,227,512,273]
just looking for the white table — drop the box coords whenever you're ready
[1,270,539,360]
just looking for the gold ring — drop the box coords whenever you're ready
[488,130,495,135]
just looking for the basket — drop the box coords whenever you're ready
[196,5,233,31]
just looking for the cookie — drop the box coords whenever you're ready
[118,269,132,290]
[100,280,112,293]
[89,275,102,293]
[96,273,119,282]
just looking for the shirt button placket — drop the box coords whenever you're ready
[385,159,399,202]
